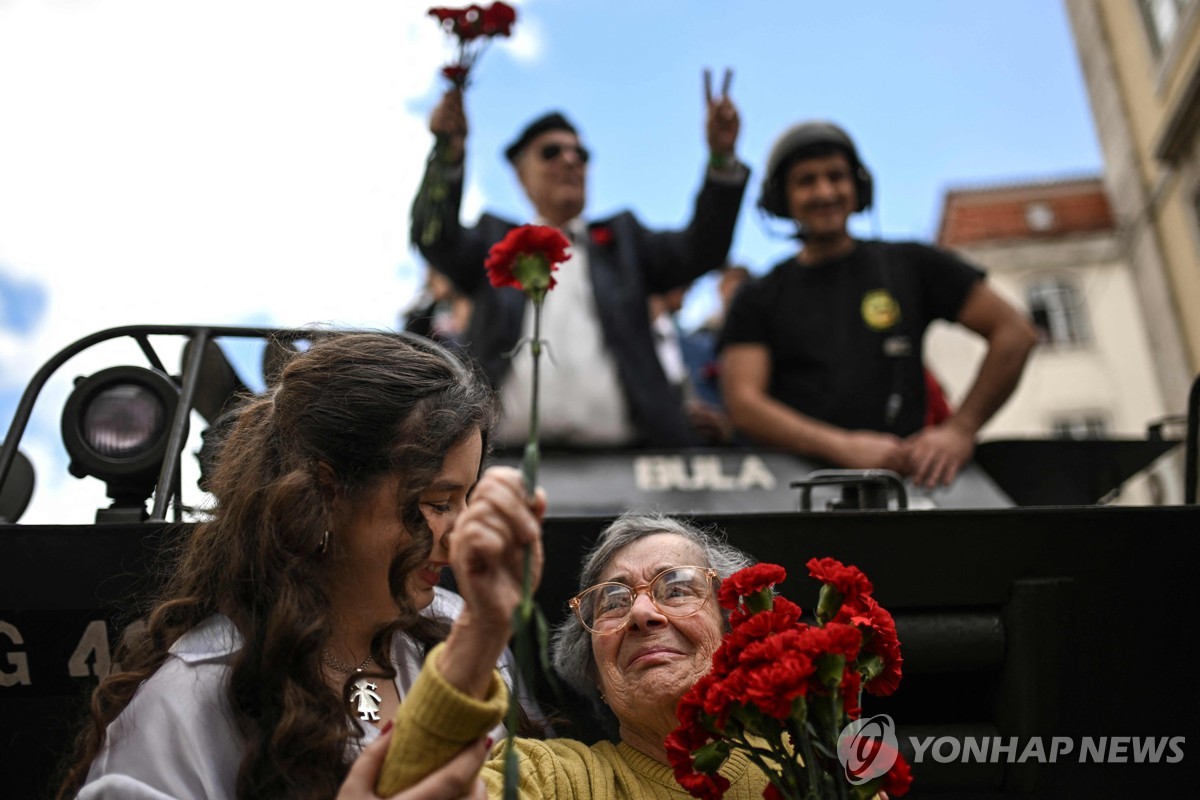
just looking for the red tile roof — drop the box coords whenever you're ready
[937,176,1114,247]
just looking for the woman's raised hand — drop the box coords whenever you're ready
[440,466,545,696]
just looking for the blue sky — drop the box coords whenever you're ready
[0,0,1101,523]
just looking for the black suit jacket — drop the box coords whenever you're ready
[411,162,747,447]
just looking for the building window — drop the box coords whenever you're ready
[1027,278,1089,346]
[1051,414,1108,440]
[1138,0,1194,56]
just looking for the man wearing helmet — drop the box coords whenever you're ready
[720,122,1037,488]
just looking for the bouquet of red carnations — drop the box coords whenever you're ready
[428,2,516,89]
[414,3,516,248]
[666,559,912,800]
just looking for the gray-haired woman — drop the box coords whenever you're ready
[382,512,772,799]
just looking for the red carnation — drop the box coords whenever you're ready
[676,672,717,731]
[837,594,903,696]
[844,740,912,797]
[484,224,571,297]
[482,1,516,35]
[718,563,787,610]
[808,557,873,624]
[427,2,517,90]
[701,671,747,729]
[589,225,613,247]
[802,621,862,661]
[712,601,806,690]
[840,668,862,719]
[665,729,698,766]
[806,557,872,601]
[736,627,811,671]
[463,6,489,39]
[793,623,862,700]
[666,719,731,800]
[719,596,803,661]
[441,65,469,86]
[741,649,816,720]
[675,768,731,800]
[882,751,914,797]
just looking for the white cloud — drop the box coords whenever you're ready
[0,0,469,523]
[499,14,544,64]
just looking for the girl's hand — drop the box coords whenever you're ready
[338,724,490,800]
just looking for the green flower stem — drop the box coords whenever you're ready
[517,295,543,622]
[521,295,543,496]
[711,725,809,799]
[504,295,544,800]
[829,692,848,800]
[797,728,821,800]
[739,747,797,800]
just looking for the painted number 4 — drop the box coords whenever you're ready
[68,620,112,679]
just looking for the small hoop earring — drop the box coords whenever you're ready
[318,530,330,556]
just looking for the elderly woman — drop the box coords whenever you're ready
[383,513,771,798]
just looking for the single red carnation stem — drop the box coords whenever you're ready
[515,295,544,622]
[828,691,851,800]
[506,297,543,800]
[522,295,543,496]
[794,729,820,799]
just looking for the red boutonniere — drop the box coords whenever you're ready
[589,225,613,248]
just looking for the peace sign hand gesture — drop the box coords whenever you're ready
[704,68,740,160]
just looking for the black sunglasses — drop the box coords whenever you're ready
[539,142,590,164]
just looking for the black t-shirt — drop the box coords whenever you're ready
[720,240,983,436]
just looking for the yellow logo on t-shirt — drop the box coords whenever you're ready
[861,289,901,331]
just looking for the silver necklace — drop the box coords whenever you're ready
[323,650,382,722]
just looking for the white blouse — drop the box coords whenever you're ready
[79,588,522,799]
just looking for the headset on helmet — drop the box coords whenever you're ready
[758,121,874,218]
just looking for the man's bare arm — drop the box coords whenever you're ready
[721,343,909,472]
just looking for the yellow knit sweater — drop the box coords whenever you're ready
[378,643,769,799]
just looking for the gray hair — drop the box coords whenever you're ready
[550,513,753,735]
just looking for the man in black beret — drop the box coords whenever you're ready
[410,74,747,449]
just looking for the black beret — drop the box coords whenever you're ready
[504,111,579,163]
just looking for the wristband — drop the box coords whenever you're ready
[709,151,735,171]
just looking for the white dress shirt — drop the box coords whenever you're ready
[495,217,636,447]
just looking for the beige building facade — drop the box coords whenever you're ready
[931,177,1167,438]
[929,177,1176,502]
[1064,0,1200,414]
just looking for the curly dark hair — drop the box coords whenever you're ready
[57,331,497,799]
